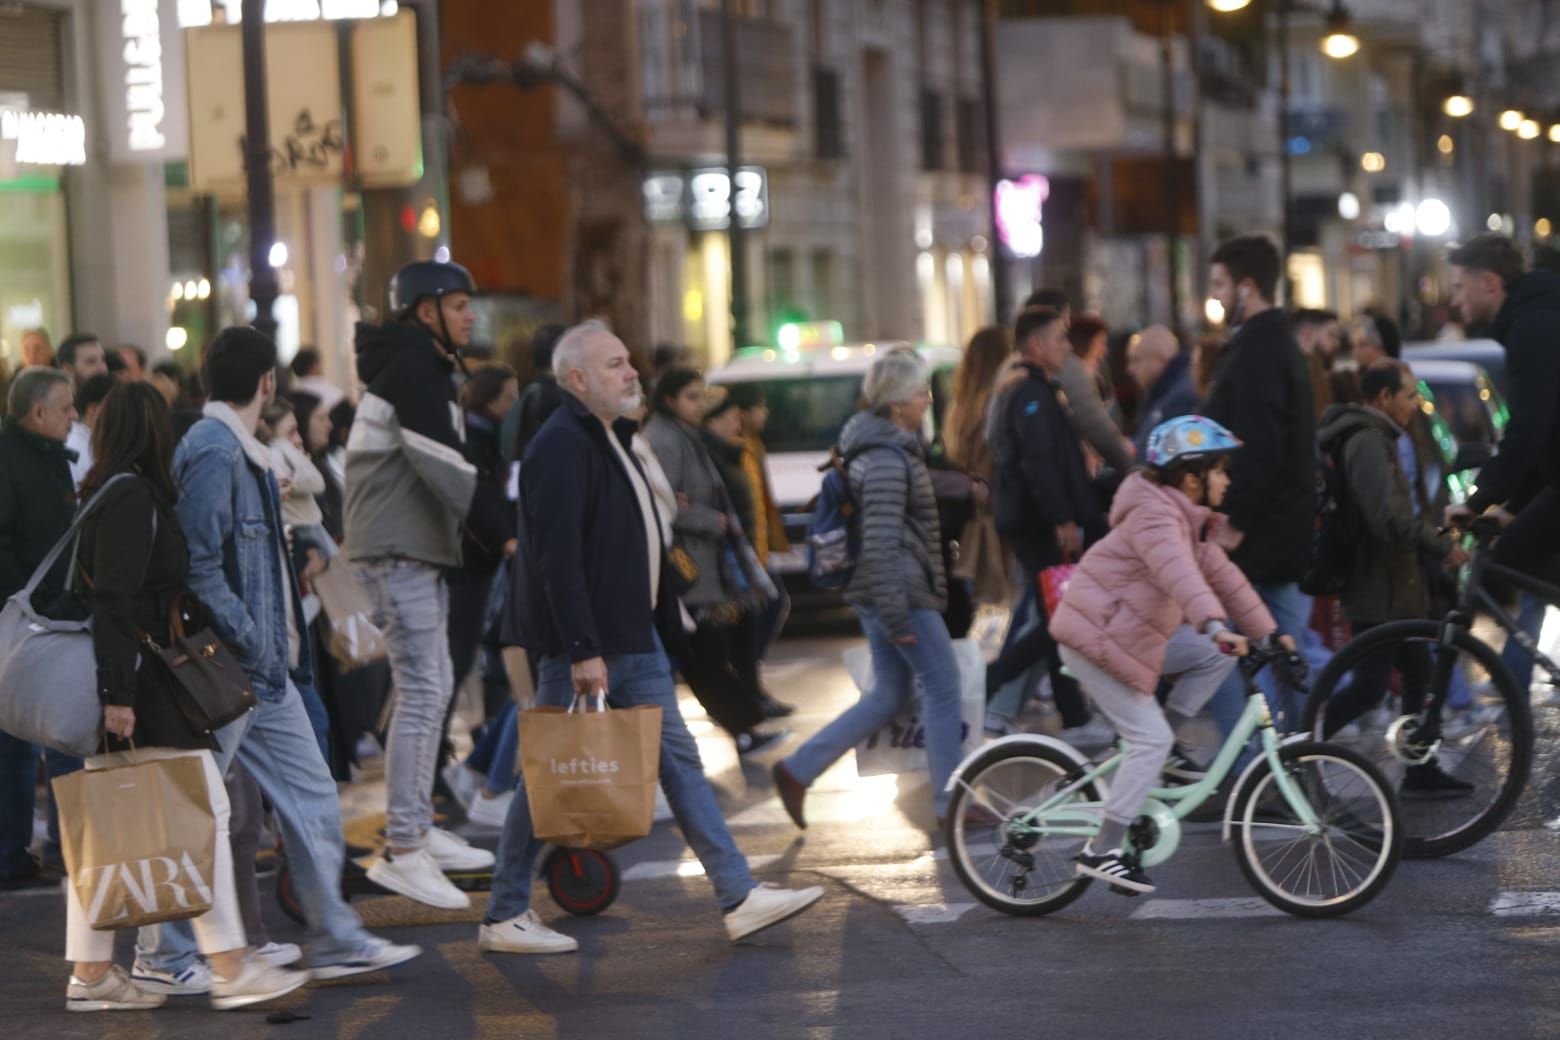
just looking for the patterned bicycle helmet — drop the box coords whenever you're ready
[1144,415,1242,469]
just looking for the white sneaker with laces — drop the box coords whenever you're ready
[724,883,824,942]
[426,826,495,870]
[466,791,513,830]
[309,938,423,980]
[210,956,309,1011]
[1060,717,1116,750]
[130,958,212,995]
[254,942,302,968]
[66,965,167,1012]
[367,848,471,910]
[478,909,579,954]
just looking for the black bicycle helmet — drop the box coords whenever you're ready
[389,259,477,318]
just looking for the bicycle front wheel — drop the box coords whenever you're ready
[1300,619,1534,858]
[944,739,1099,916]
[1230,741,1402,917]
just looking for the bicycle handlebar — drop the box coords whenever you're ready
[1237,638,1310,690]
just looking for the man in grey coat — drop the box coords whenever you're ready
[1316,360,1472,798]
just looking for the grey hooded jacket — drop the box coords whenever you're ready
[839,412,947,640]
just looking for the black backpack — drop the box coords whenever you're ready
[1299,428,1364,596]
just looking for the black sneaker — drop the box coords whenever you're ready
[759,694,797,719]
[1074,848,1155,894]
[1161,744,1207,785]
[736,728,789,756]
[1401,761,1475,800]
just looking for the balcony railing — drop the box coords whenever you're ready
[640,1,797,127]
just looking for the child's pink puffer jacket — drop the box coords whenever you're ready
[1049,472,1276,695]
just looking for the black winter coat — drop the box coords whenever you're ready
[505,394,677,662]
[990,364,1106,572]
[78,474,214,751]
[1203,308,1317,584]
[459,410,517,576]
[1467,269,1560,512]
[0,418,76,604]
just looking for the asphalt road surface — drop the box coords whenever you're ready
[2,630,1557,1039]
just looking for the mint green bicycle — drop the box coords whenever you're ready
[944,645,1403,918]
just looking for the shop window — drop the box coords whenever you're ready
[814,66,845,159]
[920,88,945,171]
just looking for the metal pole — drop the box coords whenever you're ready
[720,0,750,349]
[979,0,1011,324]
[1278,0,1293,304]
[242,0,279,342]
[1161,0,1182,335]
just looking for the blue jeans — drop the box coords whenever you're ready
[139,679,373,970]
[467,701,520,793]
[1207,582,1313,742]
[783,607,964,816]
[360,558,456,850]
[485,633,756,922]
[1500,593,1543,695]
[0,733,79,876]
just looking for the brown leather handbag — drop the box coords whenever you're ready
[144,595,256,734]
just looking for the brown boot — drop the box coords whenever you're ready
[772,762,808,830]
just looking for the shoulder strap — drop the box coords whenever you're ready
[20,472,139,600]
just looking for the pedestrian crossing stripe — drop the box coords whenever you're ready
[1488,891,1560,917]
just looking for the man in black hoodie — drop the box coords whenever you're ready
[1202,234,1316,731]
[1447,234,1560,587]
[345,261,506,911]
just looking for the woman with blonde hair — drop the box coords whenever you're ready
[941,326,1013,607]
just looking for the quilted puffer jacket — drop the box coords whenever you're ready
[1049,472,1275,694]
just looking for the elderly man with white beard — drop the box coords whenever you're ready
[478,321,822,955]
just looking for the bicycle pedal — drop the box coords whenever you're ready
[1107,884,1141,898]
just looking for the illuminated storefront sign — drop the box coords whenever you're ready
[100,0,189,162]
[643,167,769,231]
[0,110,87,166]
[994,174,1048,258]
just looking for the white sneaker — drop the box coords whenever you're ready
[426,826,495,871]
[724,882,824,942]
[130,958,212,995]
[367,848,472,910]
[209,956,309,1011]
[442,761,479,812]
[309,938,422,980]
[254,941,302,968]
[66,965,167,1012]
[1060,717,1116,750]
[478,909,579,954]
[466,791,513,830]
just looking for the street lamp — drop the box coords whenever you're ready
[1319,2,1359,59]
[1549,124,1560,143]
[1207,0,1252,10]
[1519,119,1541,140]
[1443,95,1474,118]
[1499,109,1524,132]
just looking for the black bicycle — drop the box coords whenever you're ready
[1300,515,1538,858]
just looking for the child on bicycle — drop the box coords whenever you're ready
[1049,416,1281,893]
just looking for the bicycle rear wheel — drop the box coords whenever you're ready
[1300,619,1534,858]
[944,739,1098,916]
[1230,741,1401,917]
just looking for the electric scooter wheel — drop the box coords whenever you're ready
[543,847,620,916]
